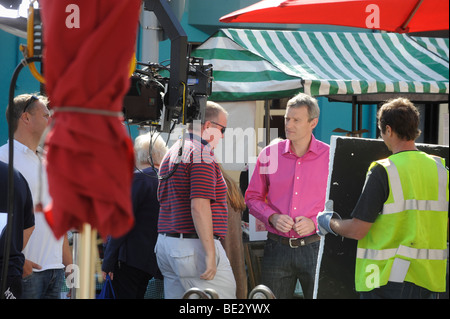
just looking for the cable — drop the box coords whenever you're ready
[1,56,41,299]
[181,82,186,125]
[157,127,186,181]
[313,235,325,299]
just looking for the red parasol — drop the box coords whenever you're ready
[220,0,449,33]
[40,0,141,239]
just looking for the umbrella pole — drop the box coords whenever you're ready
[71,231,79,299]
[78,223,97,299]
[351,95,357,133]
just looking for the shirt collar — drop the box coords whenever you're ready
[282,134,320,157]
[9,140,41,159]
[189,132,210,147]
[12,139,33,154]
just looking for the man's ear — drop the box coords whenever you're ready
[20,112,30,125]
[310,118,318,130]
[385,125,392,136]
[203,120,211,130]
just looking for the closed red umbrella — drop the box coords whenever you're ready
[220,0,449,33]
[40,0,141,239]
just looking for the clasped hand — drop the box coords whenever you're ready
[269,214,315,236]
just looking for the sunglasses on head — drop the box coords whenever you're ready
[23,95,39,113]
[210,121,226,134]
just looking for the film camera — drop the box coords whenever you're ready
[122,0,215,133]
[123,56,213,132]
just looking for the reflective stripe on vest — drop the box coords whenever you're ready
[357,244,448,261]
[355,153,449,292]
[382,157,448,215]
[361,156,448,262]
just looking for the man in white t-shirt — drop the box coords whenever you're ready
[0,94,72,299]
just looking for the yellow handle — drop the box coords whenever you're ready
[27,4,45,83]
[26,3,135,84]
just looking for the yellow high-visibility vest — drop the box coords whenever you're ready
[355,151,448,292]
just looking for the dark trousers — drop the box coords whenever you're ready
[360,281,438,299]
[260,238,319,299]
[112,262,151,299]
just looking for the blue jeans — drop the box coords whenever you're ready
[360,281,438,299]
[22,269,64,299]
[260,237,319,299]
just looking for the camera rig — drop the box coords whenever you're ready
[3,0,210,133]
[123,0,213,132]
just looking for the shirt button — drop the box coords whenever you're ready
[294,207,297,210]
[295,192,298,195]
[296,177,299,179]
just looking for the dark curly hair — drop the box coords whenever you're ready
[377,97,421,141]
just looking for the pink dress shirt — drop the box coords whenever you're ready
[245,135,330,238]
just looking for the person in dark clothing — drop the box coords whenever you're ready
[0,161,35,299]
[101,132,167,298]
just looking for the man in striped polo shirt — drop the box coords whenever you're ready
[155,101,236,299]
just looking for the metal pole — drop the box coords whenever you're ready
[140,8,161,64]
[351,95,357,133]
[265,100,270,146]
[71,231,79,299]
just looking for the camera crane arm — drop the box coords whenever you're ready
[143,0,189,131]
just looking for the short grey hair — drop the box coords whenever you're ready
[134,132,168,167]
[286,93,320,121]
[204,101,228,122]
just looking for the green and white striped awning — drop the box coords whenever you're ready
[193,28,449,102]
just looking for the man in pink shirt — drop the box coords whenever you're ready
[245,93,329,299]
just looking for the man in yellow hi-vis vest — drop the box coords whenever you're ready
[318,97,448,299]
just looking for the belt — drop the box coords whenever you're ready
[162,233,220,240]
[268,232,320,248]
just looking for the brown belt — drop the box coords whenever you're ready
[268,232,320,248]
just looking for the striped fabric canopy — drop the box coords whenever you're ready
[192,28,449,102]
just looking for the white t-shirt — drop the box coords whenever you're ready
[0,140,64,271]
